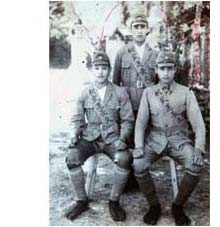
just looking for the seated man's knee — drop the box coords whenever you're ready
[132,158,151,177]
[114,150,132,169]
[182,144,204,177]
[66,148,82,170]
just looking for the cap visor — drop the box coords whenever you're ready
[156,63,175,66]
[93,61,109,66]
[132,21,148,26]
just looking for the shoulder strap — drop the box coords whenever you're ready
[88,85,111,126]
[155,87,183,127]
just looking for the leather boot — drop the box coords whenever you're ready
[172,203,191,226]
[123,167,139,192]
[65,200,89,221]
[143,203,162,225]
[109,200,126,221]
[174,172,199,206]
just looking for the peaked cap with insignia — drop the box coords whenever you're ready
[156,51,176,65]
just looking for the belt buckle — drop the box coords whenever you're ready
[136,80,143,88]
[100,124,108,131]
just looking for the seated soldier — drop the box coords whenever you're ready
[65,52,134,222]
[132,51,206,225]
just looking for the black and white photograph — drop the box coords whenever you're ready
[49,1,210,226]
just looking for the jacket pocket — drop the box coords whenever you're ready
[84,103,98,122]
[84,100,94,108]
[173,104,186,116]
[108,106,119,120]
[122,60,130,68]
[106,123,119,136]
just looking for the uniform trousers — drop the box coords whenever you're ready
[66,137,132,201]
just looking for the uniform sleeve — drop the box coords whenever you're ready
[69,90,86,138]
[186,90,206,152]
[118,88,134,142]
[135,89,150,148]
[112,51,122,85]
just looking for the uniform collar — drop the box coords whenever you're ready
[131,41,151,50]
[93,80,109,90]
[157,81,177,94]
[89,81,113,106]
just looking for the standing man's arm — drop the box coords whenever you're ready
[134,89,150,157]
[112,51,122,85]
[186,90,206,166]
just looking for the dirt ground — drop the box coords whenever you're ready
[49,132,210,226]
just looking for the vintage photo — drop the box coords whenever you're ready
[49,1,210,225]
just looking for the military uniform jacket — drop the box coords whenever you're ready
[135,82,206,153]
[113,42,158,111]
[71,82,134,144]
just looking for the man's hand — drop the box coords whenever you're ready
[114,139,127,151]
[133,147,144,159]
[193,148,205,166]
[68,136,79,149]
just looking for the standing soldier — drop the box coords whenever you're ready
[65,52,134,222]
[113,10,158,189]
[113,10,157,120]
[133,51,206,225]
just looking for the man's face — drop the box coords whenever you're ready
[156,63,176,85]
[92,64,110,85]
[131,23,148,44]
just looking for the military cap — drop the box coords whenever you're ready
[130,11,148,26]
[156,51,176,65]
[92,51,110,66]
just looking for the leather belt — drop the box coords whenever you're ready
[152,126,181,136]
[87,122,112,129]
